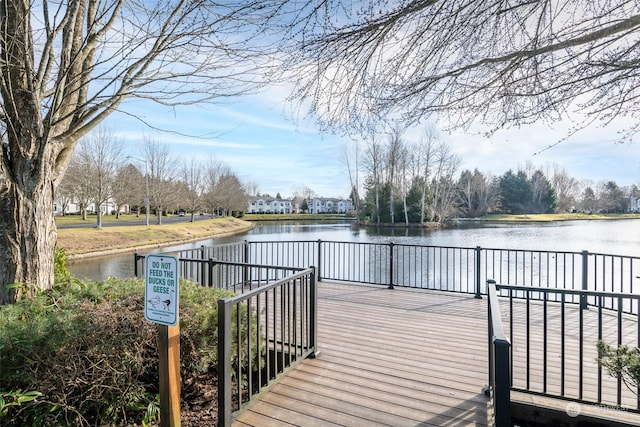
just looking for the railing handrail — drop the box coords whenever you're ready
[178,257,308,273]
[495,283,640,300]
[221,267,314,304]
[480,245,640,260]
[196,240,640,260]
[488,281,509,340]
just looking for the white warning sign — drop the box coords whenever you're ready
[144,254,179,326]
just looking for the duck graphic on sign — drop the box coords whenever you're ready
[147,289,175,311]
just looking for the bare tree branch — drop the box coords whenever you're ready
[280,1,640,136]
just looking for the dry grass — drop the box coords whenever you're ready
[57,217,254,256]
[482,213,640,222]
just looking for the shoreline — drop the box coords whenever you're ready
[59,217,256,260]
[64,227,253,261]
[358,213,640,228]
[469,213,640,222]
[59,213,640,260]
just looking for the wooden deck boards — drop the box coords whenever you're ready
[234,282,491,426]
[233,281,640,426]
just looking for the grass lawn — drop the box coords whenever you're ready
[56,217,254,256]
[55,213,176,225]
[480,212,640,222]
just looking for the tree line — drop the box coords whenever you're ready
[56,129,248,228]
[345,129,638,225]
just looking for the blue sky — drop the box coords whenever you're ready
[105,85,640,199]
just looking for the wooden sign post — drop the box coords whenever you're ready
[144,254,180,427]
[158,324,181,427]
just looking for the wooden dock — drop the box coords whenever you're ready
[234,282,491,426]
[233,281,640,426]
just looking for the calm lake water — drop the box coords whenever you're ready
[68,219,640,281]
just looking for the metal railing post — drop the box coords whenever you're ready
[475,246,482,298]
[243,240,249,264]
[217,298,232,427]
[487,279,512,427]
[310,266,318,357]
[487,280,495,388]
[243,257,249,290]
[208,258,214,288]
[494,338,512,426]
[388,242,395,289]
[317,240,322,281]
[581,250,589,309]
[134,252,139,277]
[200,245,206,284]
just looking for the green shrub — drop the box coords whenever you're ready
[0,390,42,418]
[54,248,71,283]
[598,340,640,394]
[0,277,240,426]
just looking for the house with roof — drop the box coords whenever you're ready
[247,196,293,214]
[307,197,353,214]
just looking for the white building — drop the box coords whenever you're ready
[307,198,353,214]
[54,199,129,216]
[247,196,293,214]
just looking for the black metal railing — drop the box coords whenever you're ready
[482,248,640,303]
[176,241,639,298]
[486,279,511,427]
[492,282,640,413]
[217,267,317,427]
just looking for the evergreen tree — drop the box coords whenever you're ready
[499,170,532,214]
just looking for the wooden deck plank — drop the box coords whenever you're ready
[238,400,343,427]
[293,357,486,405]
[282,368,481,411]
[233,281,640,426]
[232,410,298,427]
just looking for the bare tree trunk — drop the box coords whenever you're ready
[389,184,395,224]
[403,187,409,225]
[402,157,409,225]
[418,129,435,224]
[374,184,380,224]
[420,181,428,223]
[0,170,56,303]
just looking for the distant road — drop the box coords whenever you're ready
[56,214,212,229]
